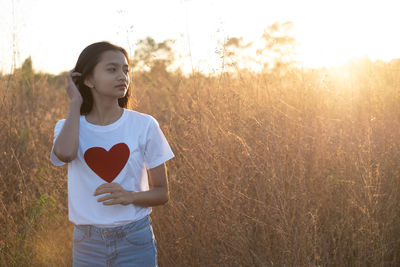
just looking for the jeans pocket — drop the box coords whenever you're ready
[73,227,87,244]
[124,223,154,246]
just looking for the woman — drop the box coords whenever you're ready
[50,41,174,266]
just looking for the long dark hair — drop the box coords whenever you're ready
[73,41,135,115]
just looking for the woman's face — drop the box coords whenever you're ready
[84,50,130,100]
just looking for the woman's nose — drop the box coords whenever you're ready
[118,71,128,81]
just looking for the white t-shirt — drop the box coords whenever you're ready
[50,108,175,227]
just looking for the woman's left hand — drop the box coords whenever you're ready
[93,182,135,206]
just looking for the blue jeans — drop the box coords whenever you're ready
[72,215,158,267]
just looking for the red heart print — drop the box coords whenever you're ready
[84,143,130,183]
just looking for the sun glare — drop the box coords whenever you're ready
[0,0,399,74]
[292,0,400,68]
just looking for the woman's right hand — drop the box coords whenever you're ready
[65,68,83,104]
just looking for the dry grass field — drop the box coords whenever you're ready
[1,58,400,266]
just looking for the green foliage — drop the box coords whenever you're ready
[21,56,33,78]
[36,165,48,182]
[28,193,58,230]
[132,37,176,73]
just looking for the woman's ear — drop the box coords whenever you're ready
[84,76,94,89]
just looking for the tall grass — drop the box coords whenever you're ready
[1,58,400,266]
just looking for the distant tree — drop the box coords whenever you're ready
[217,36,253,73]
[14,57,35,96]
[256,21,298,72]
[20,56,34,78]
[132,37,176,74]
[215,21,298,75]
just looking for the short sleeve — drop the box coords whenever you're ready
[144,116,175,169]
[50,119,66,166]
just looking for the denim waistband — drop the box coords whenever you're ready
[74,215,151,238]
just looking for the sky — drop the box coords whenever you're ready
[1,0,400,75]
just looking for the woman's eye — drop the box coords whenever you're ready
[108,68,128,74]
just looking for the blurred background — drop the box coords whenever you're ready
[2,0,400,75]
[1,0,400,266]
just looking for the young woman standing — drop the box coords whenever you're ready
[50,41,174,266]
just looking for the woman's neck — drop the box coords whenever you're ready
[85,104,123,126]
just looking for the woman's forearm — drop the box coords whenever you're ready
[129,187,169,207]
[53,100,81,162]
